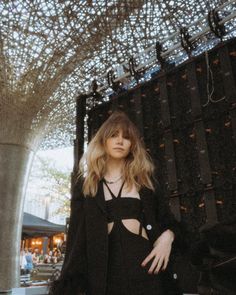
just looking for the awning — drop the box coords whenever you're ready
[22,212,65,238]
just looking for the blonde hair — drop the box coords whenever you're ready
[78,111,155,196]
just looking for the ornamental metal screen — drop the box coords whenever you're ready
[75,38,236,238]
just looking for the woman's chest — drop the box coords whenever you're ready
[84,190,156,217]
[84,192,159,243]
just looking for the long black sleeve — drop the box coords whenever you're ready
[48,178,87,295]
[153,180,186,252]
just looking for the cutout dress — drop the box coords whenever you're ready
[103,180,164,295]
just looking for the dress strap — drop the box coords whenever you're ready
[138,223,142,236]
[138,202,144,236]
[103,179,125,199]
[117,181,125,198]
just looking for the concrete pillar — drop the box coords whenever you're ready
[0,143,34,292]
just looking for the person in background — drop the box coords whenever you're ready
[25,248,33,273]
[20,249,27,274]
[32,248,39,266]
[38,250,44,264]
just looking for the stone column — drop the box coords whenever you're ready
[0,143,34,292]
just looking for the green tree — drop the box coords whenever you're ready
[27,156,72,219]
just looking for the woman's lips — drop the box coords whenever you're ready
[113,147,124,151]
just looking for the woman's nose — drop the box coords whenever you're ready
[116,134,124,144]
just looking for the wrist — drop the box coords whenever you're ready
[164,229,175,243]
[153,229,175,247]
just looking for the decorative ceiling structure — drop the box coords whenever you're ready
[0,0,235,150]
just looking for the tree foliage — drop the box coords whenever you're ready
[27,156,71,219]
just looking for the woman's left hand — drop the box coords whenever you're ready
[141,229,174,274]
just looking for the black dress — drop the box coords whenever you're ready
[103,181,163,295]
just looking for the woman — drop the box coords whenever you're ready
[49,111,181,295]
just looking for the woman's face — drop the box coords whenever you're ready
[105,129,131,160]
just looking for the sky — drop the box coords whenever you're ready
[24,146,74,224]
[37,146,74,171]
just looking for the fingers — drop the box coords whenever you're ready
[141,248,171,275]
[144,253,170,274]
[150,256,164,274]
[141,251,155,267]
[162,256,169,270]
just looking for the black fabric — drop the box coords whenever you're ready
[48,177,87,295]
[106,218,163,295]
[84,38,236,239]
[103,180,164,294]
[49,178,186,295]
[150,179,186,252]
[103,180,143,235]
[105,197,142,223]
[103,179,125,199]
[190,215,236,294]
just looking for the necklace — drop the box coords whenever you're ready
[104,175,123,184]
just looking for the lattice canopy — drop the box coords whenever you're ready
[0,0,235,150]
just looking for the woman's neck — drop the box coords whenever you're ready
[104,158,125,179]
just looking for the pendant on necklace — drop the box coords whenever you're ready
[104,175,122,184]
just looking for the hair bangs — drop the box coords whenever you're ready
[103,117,136,141]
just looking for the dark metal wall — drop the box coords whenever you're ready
[74,37,236,239]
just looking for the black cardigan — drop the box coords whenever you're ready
[49,179,183,295]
